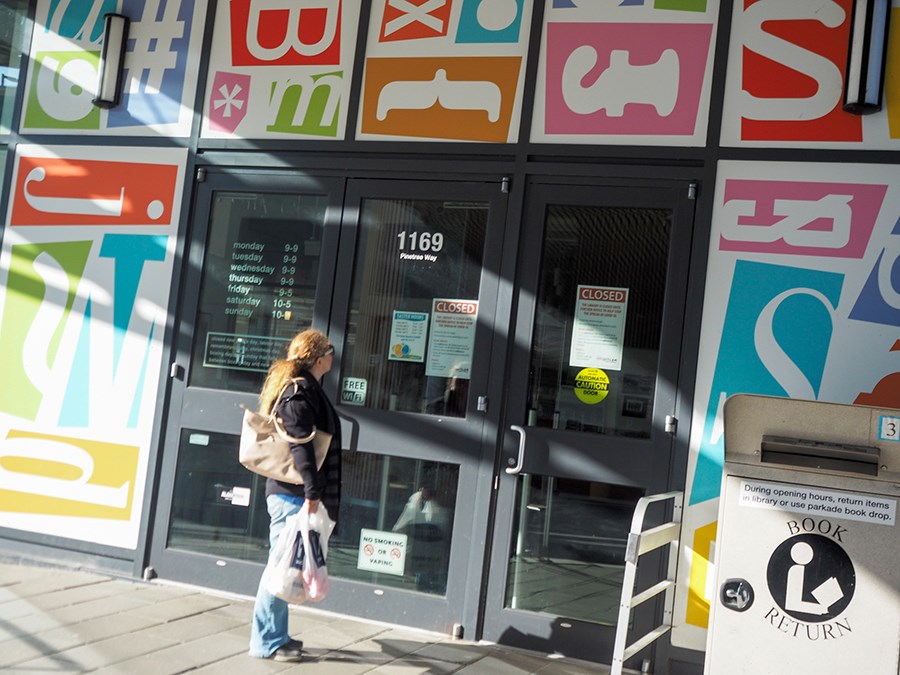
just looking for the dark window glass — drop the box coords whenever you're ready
[340,198,486,417]
[1,0,29,136]
[331,451,458,596]
[168,429,458,599]
[505,475,644,624]
[189,191,329,393]
[168,428,270,563]
[527,205,671,439]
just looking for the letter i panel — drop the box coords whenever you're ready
[704,395,900,675]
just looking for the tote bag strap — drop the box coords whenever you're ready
[272,378,317,445]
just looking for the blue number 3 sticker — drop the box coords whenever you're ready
[880,416,900,442]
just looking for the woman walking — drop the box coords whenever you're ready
[248,328,341,662]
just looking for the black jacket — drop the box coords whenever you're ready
[266,370,342,523]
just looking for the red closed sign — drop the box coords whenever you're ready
[579,287,627,303]
[434,300,477,315]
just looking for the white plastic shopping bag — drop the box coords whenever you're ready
[300,507,336,602]
[262,511,307,604]
[261,506,336,604]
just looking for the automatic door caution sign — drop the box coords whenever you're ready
[574,368,610,404]
[764,523,856,641]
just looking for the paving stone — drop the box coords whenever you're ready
[410,640,492,664]
[322,639,397,666]
[11,632,174,673]
[0,612,160,666]
[495,649,573,672]
[0,608,65,640]
[125,593,232,622]
[0,597,43,621]
[534,659,613,674]
[207,600,255,622]
[0,629,78,668]
[4,569,108,598]
[90,632,246,675]
[292,623,385,651]
[455,655,537,674]
[279,652,380,674]
[368,657,460,674]
[0,565,47,586]
[317,617,393,642]
[191,652,294,673]
[51,593,153,624]
[139,610,245,643]
[28,580,122,610]
[129,583,197,604]
[0,562,608,675]
[62,612,164,643]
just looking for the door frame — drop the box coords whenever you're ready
[147,168,346,591]
[147,166,699,662]
[479,175,698,665]
[319,176,512,633]
[149,169,519,636]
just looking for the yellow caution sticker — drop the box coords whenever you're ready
[574,368,610,405]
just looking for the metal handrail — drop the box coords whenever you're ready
[610,491,684,675]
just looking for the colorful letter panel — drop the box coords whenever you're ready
[888,8,900,139]
[381,0,453,42]
[360,56,522,141]
[21,0,207,136]
[0,430,138,521]
[11,157,178,227]
[456,0,525,44]
[357,0,533,142]
[689,259,844,507]
[201,0,360,139]
[45,0,119,41]
[718,180,887,258]
[849,216,900,328]
[230,0,343,66]
[531,0,719,145]
[721,0,900,148]
[543,22,713,136]
[0,146,186,549]
[673,160,900,651]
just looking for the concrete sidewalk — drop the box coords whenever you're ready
[0,560,610,674]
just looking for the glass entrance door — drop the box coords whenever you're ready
[150,173,510,635]
[321,179,509,632]
[149,170,692,657]
[148,170,344,589]
[481,180,694,666]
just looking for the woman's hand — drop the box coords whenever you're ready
[304,498,320,514]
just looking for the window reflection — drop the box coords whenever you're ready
[330,451,459,596]
[168,429,270,563]
[167,430,458,599]
[0,0,28,136]
[341,198,486,417]
[505,475,644,624]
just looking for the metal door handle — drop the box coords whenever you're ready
[506,425,526,475]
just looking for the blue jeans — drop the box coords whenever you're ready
[248,494,304,658]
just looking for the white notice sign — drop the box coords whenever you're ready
[357,529,407,576]
[740,480,896,526]
[570,285,629,370]
[426,299,477,379]
[389,311,428,362]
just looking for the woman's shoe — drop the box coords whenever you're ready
[269,638,303,662]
